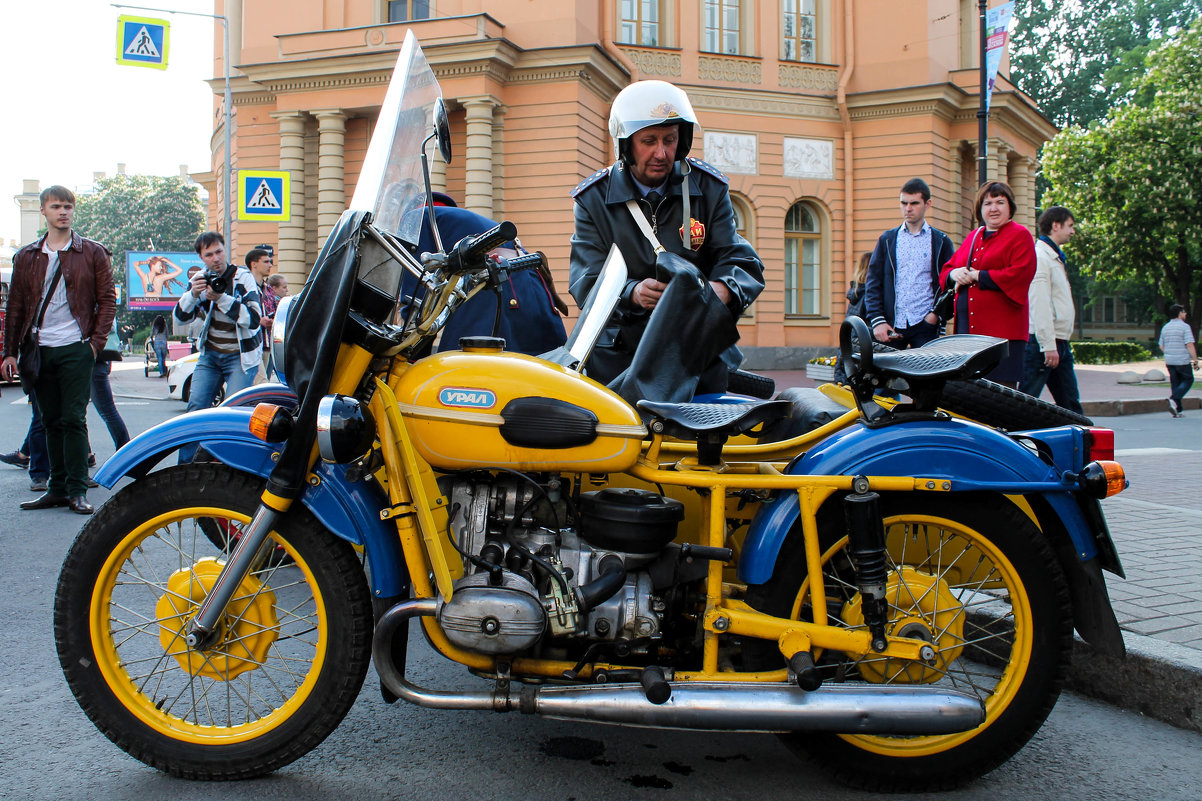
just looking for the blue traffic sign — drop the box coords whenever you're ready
[116,15,170,70]
[239,170,292,222]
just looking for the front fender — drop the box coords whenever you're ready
[96,408,407,598]
[740,419,1099,585]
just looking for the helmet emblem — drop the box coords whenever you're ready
[650,102,681,119]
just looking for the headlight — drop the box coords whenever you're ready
[316,394,376,463]
[271,294,294,384]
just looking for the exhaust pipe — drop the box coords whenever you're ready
[374,599,985,735]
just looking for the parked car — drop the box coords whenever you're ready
[167,353,224,405]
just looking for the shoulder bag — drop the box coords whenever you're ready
[17,264,64,395]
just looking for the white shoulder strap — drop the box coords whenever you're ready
[625,200,665,255]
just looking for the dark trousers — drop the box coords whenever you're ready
[34,341,95,497]
[887,319,940,350]
[1167,363,1195,413]
[1020,337,1083,415]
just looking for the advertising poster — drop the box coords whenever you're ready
[126,251,202,310]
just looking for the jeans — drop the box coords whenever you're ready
[92,361,131,449]
[34,341,95,497]
[1019,337,1083,415]
[152,339,169,375]
[22,391,51,482]
[178,350,258,463]
[1167,363,1195,413]
[888,319,940,350]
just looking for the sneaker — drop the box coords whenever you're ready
[30,477,48,492]
[87,452,97,468]
[0,450,30,469]
[1168,399,1181,418]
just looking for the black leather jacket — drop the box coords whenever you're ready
[569,158,764,316]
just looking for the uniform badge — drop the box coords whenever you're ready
[680,218,706,251]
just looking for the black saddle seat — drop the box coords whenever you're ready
[869,334,1007,382]
[636,399,792,465]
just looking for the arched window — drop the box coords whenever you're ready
[784,201,822,316]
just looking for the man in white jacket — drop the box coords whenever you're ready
[1019,206,1082,413]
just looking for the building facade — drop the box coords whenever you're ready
[204,0,1056,363]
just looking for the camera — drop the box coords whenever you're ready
[202,268,229,295]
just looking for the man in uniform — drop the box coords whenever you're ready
[569,80,764,404]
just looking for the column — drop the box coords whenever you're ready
[491,103,507,218]
[314,109,347,245]
[272,111,307,283]
[461,97,496,217]
[1009,156,1033,231]
[988,138,1009,186]
[429,140,447,195]
[946,142,964,243]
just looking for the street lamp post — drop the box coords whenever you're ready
[111,3,233,244]
[977,0,989,187]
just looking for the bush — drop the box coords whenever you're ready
[1069,341,1153,365]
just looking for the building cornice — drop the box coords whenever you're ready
[686,87,840,122]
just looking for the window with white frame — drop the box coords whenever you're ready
[781,0,817,62]
[388,0,431,22]
[784,201,822,316]
[703,0,748,55]
[619,0,662,47]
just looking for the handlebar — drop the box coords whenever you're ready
[500,252,544,275]
[447,220,517,274]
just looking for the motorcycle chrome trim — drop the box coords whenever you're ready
[373,599,984,734]
[188,505,281,645]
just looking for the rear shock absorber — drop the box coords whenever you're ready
[843,477,889,652]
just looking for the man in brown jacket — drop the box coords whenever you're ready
[1,186,116,514]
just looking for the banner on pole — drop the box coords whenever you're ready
[116,15,170,70]
[985,1,1015,113]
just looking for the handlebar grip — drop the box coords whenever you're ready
[502,252,544,275]
[459,221,516,263]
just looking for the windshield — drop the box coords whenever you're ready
[349,30,440,246]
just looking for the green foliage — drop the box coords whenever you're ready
[1070,341,1153,365]
[72,174,206,292]
[1010,0,1202,128]
[1042,20,1202,338]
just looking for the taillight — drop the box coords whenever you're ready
[1087,428,1115,462]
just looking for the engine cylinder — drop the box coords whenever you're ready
[439,572,547,654]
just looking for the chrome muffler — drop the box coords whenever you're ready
[374,599,985,735]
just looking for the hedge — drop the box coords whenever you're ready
[1069,341,1153,365]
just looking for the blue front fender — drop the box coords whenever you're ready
[740,419,1099,584]
[96,408,407,598]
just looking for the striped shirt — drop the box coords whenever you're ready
[173,265,263,372]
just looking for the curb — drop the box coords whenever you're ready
[1066,632,1202,733]
[1083,396,1200,417]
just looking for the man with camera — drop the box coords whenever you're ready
[173,231,262,462]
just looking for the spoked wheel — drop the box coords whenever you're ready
[744,494,1072,791]
[54,463,372,779]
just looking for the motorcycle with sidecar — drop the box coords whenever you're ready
[54,32,1127,792]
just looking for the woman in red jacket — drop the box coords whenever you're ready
[940,181,1037,387]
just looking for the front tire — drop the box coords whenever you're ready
[744,494,1072,791]
[54,463,372,779]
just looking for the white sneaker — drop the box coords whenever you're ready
[1168,399,1183,418]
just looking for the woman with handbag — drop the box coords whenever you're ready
[939,181,1037,387]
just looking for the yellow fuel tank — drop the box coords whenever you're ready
[393,346,646,472]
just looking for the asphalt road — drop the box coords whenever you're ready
[1,383,1201,801]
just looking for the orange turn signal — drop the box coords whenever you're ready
[249,403,293,443]
[1077,460,1126,498]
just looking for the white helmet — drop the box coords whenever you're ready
[608,80,698,163]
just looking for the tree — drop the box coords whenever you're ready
[72,174,206,331]
[1041,20,1202,337]
[1009,0,1202,128]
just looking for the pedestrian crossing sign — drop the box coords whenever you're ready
[239,170,291,222]
[116,15,169,70]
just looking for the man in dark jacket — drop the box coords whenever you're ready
[864,178,954,349]
[1,186,116,514]
[569,80,764,402]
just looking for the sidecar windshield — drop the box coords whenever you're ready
[349,29,439,247]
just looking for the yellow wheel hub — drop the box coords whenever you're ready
[841,565,965,684]
[155,557,279,680]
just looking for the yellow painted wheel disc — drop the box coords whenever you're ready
[90,508,328,744]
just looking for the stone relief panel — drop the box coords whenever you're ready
[779,63,839,92]
[619,47,682,77]
[698,55,762,84]
[703,132,757,175]
[783,137,834,180]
